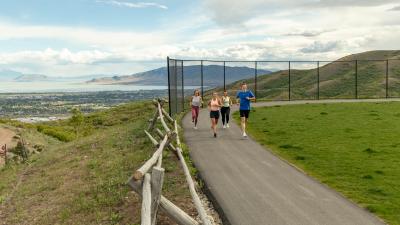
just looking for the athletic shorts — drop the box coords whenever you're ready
[240,110,250,118]
[210,110,220,119]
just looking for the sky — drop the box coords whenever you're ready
[0,0,399,76]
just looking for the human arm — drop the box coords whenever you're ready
[246,91,256,101]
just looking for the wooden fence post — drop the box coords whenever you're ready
[128,178,199,225]
[142,173,152,225]
[148,109,159,131]
[151,167,165,225]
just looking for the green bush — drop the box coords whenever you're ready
[36,125,75,142]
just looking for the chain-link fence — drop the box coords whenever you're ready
[167,57,400,116]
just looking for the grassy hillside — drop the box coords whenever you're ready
[209,50,400,100]
[0,102,196,225]
[237,102,400,225]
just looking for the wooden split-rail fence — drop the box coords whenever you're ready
[127,99,212,225]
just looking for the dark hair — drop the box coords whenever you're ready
[241,82,247,86]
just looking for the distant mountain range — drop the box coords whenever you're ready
[86,65,272,86]
[1,65,272,86]
[0,69,116,82]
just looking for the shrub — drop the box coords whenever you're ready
[36,125,74,142]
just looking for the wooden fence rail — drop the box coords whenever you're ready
[128,99,211,225]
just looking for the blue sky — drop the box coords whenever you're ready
[0,0,399,76]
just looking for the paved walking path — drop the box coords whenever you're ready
[182,99,396,225]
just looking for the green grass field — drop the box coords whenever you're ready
[237,102,400,225]
[0,102,196,225]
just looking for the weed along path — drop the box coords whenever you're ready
[182,99,399,225]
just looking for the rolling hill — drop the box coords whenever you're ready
[87,65,271,86]
[217,50,400,100]
[0,102,198,224]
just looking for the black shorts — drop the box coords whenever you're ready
[240,110,250,118]
[210,110,220,119]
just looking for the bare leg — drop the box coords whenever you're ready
[214,118,218,133]
[241,117,246,133]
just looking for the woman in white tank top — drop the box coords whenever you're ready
[220,90,232,128]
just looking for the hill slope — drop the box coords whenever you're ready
[0,102,197,225]
[219,50,400,100]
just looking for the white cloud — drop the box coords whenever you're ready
[203,0,400,26]
[389,5,400,10]
[97,0,168,10]
[0,22,170,51]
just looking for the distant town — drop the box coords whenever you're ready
[0,90,168,119]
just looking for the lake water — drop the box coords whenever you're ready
[0,81,169,93]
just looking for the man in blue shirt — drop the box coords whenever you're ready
[236,82,256,137]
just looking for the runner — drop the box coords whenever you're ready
[221,90,232,128]
[236,82,256,138]
[208,92,222,138]
[190,89,202,129]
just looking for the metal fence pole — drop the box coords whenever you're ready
[288,61,291,101]
[255,61,257,102]
[201,60,204,107]
[355,60,358,99]
[386,59,389,98]
[317,61,320,100]
[223,61,226,90]
[181,60,184,112]
[167,57,171,116]
[174,60,178,113]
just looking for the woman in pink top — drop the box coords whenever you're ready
[208,92,222,138]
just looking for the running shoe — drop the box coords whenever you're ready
[214,133,217,138]
[223,125,226,129]
[243,132,247,138]
[226,123,230,128]
[194,126,198,130]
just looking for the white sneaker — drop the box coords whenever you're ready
[223,125,226,129]
[243,132,247,138]
[226,123,230,128]
[194,126,198,130]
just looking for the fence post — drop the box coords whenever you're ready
[386,59,389,98]
[255,61,257,102]
[174,60,178,114]
[142,173,152,225]
[181,61,184,112]
[167,57,171,116]
[355,60,358,99]
[151,167,165,225]
[288,61,291,101]
[223,61,226,90]
[201,60,204,107]
[317,61,320,100]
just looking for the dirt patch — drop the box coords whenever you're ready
[0,127,17,167]
[0,127,16,147]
